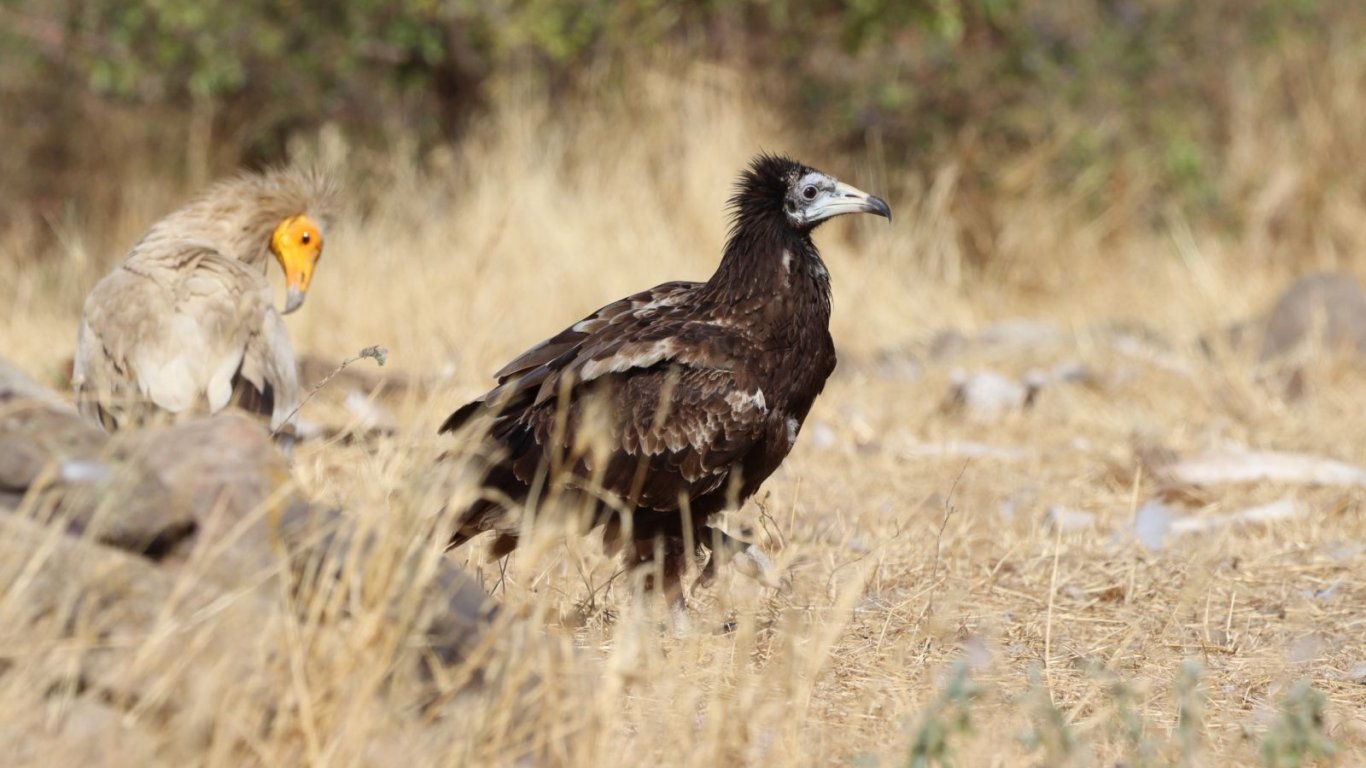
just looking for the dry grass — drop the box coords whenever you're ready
[1,56,1365,766]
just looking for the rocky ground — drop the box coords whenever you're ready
[2,269,1364,765]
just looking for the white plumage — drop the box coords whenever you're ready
[73,168,333,434]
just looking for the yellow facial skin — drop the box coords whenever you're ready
[270,215,324,314]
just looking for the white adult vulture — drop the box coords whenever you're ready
[73,167,334,436]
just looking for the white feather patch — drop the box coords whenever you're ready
[725,388,768,414]
[580,339,678,381]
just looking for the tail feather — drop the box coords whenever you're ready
[439,398,485,434]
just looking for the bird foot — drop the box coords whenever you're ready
[690,552,719,595]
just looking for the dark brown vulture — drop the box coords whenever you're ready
[441,153,890,608]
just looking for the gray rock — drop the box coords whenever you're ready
[1044,505,1097,532]
[943,369,1041,422]
[1260,271,1366,362]
[1202,272,1366,398]
[0,356,510,720]
[1133,499,1175,551]
[0,357,65,404]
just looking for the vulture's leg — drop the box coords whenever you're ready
[630,534,691,632]
[487,532,520,559]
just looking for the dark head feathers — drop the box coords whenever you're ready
[728,153,812,224]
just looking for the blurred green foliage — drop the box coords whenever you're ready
[0,0,1356,255]
[1260,681,1336,768]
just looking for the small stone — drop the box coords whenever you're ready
[1044,506,1096,532]
[946,369,1030,422]
[1133,499,1174,551]
[1304,578,1343,601]
[1053,360,1096,385]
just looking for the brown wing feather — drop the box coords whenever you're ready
[492,281,698,381]
[440,280,701,434]
[502,363,769,513]
[444,277,777,540]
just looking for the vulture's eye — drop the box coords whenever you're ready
[301,231,312,245]
[802,185,818,200]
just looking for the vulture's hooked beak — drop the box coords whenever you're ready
[818,181,892,222]
[278,259,313,314]
[284,285,307,314]
[271,215,324,315]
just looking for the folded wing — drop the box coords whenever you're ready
[73,246,298,432]
[443,280,771,536]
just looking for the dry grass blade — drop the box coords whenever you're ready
[271,345,388,438]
